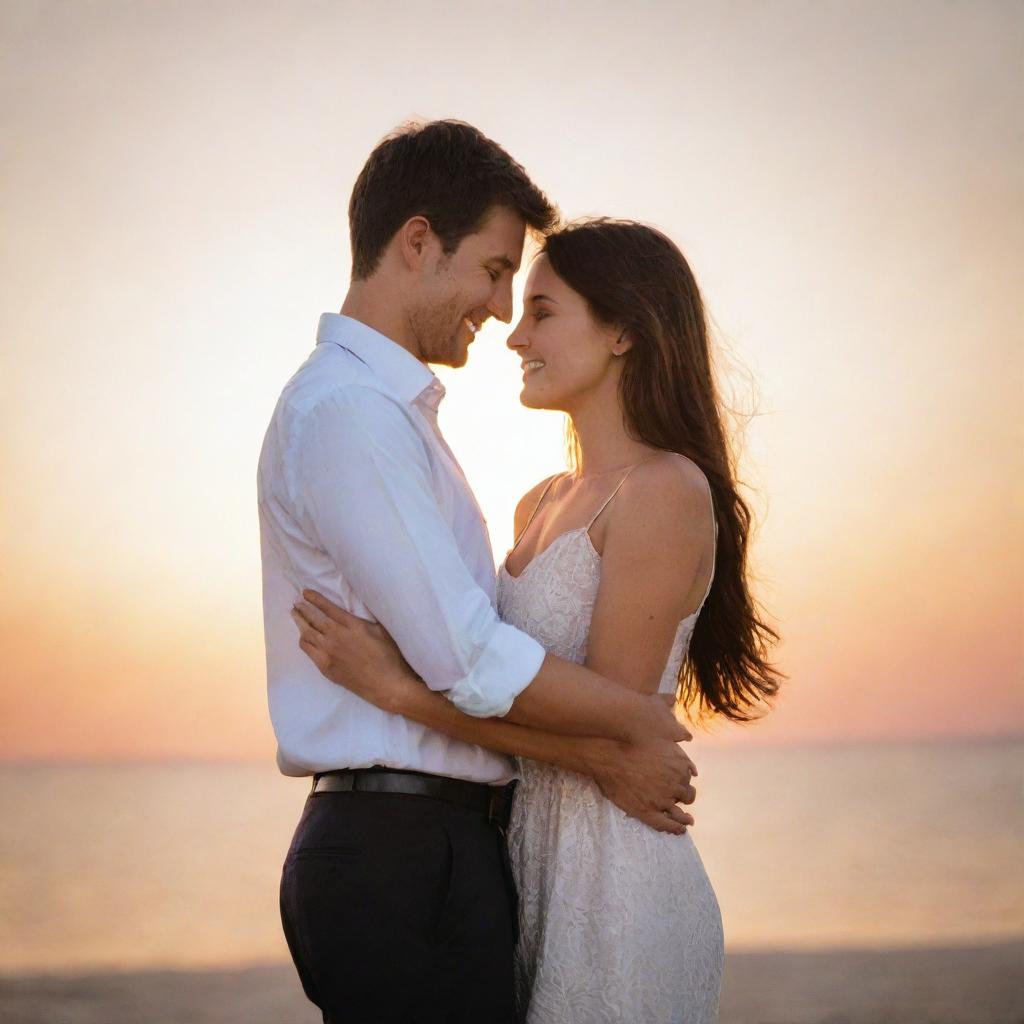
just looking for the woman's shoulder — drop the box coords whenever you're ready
[607,452,713,541]
[628,451,710,505]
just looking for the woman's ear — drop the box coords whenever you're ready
[611,328,633,356]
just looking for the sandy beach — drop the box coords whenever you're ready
[1,941,1021,1024]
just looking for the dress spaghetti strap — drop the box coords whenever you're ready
[509,473,563,553]
[589,453,719,614]
[696,491,719,614]
[586,458,651,530]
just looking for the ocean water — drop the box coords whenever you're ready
[0,739,1020,974]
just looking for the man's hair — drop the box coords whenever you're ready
[348,119,558,280]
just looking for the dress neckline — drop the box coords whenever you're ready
[504,462,645,581]
[501,526,596,581]
[499,525,704,626]
[502,454,718,624]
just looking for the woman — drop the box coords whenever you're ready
[293,219,781,1022]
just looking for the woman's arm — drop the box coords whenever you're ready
[291,600,695,835]
[386,666,694,835]
[585,455,716,695]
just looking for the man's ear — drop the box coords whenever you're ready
[399,216,434,271]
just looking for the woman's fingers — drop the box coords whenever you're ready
[303,589,356,625]
[298,636,329,673]
[293,600,333,636]
[291,608,326,647]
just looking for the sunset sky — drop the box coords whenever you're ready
[1,1,1021,762]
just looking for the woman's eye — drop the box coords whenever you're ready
[533,310,550,321]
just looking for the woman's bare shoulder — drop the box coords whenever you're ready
[608,452,713,544]
[630,451,709,501]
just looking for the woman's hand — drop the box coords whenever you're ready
[291,590,422,714]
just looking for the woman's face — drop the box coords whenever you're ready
[506,254,628,411]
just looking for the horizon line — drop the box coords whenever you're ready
[2,731,1021,769]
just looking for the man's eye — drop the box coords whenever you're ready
[487,268,500,282]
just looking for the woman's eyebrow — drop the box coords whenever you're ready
[527,293,559,304]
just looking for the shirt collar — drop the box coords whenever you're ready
[316,313,443,407]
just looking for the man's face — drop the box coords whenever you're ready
[408,205,526,368]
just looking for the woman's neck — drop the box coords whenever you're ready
[568,391,656,479]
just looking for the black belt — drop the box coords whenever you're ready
[312,766,517,831]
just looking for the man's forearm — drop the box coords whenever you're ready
[502,654,685,743]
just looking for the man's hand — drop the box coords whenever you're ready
[632,693,694,745]
[582,736,697,835]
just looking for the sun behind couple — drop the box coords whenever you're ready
[260,118,781,1024]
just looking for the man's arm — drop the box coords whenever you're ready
[290,386,684,743]
[292,594,695,834]
[292,385,542,716]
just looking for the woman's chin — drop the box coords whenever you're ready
[519,383,570,413]
[519,387,548,410]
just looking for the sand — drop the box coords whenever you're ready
[1,941,1021,1024]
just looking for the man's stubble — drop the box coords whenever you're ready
[408,261,469,369]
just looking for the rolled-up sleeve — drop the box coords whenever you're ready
[289,385,544,718]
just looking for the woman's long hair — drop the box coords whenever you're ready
[544,219,782,722]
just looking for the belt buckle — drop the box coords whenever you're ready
[311,770,355,794]
[487,779,517,831]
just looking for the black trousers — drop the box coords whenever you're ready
[280,786,518,1024]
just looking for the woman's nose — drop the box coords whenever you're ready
[507,318,528,351]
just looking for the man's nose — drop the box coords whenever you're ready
[488,280,514,324]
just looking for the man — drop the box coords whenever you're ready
[258,120,695,1024]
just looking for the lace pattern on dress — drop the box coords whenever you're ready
[497,479,724,1023]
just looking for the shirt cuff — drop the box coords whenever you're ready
[445,622,546,718]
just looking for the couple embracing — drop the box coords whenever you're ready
[257,119,780,1024]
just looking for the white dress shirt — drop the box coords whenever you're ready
[258,313,545,783]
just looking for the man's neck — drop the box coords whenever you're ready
[341,282,424,362]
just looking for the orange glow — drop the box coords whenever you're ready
[2,1,1021,763]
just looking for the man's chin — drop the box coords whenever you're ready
[422,342,462,368]
[436,341,470,369]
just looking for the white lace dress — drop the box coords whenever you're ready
[497,480,724,1023]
